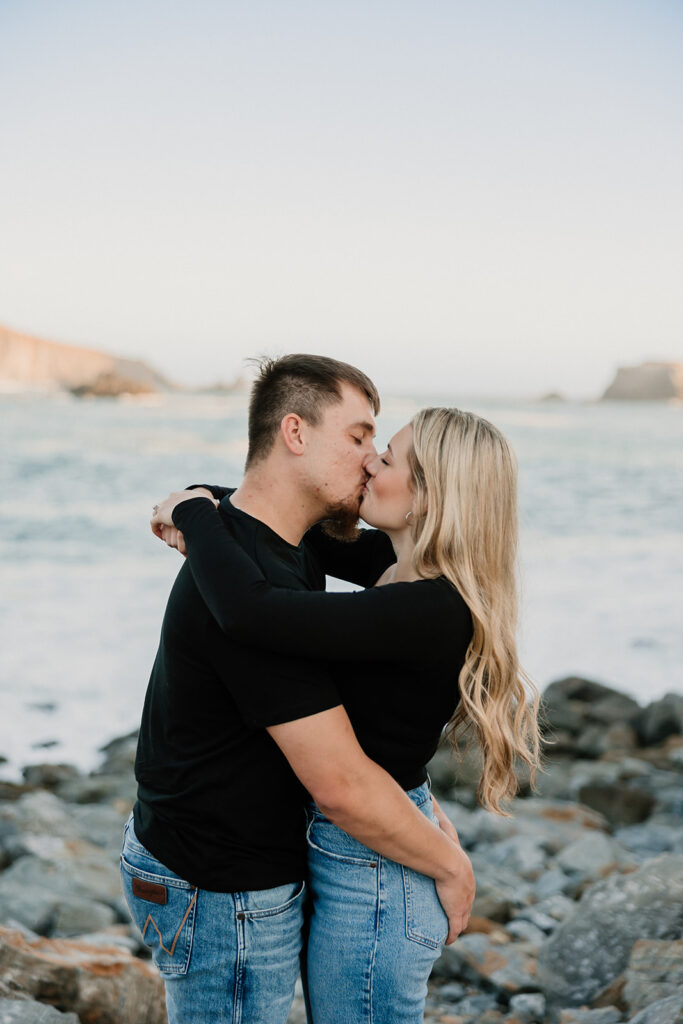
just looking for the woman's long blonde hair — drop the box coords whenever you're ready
[409,407,543,816]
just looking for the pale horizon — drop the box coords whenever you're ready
[1,0,681,398]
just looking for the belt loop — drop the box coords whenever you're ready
[426,771,433,794]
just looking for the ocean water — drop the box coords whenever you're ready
[1,392,682,778]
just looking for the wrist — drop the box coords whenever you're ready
[435,844,470,883]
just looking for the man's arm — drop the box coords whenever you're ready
[267,706,475,944]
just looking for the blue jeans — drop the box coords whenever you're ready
[305,782,448,1024]
[120,814,305,1024]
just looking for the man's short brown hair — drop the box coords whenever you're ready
[246,354,380,468]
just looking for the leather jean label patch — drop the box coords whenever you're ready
[132,877,168,905]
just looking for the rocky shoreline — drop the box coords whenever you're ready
[1,677,681,1024]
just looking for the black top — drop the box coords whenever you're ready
[133,497,342,892]
[173,490,472,793]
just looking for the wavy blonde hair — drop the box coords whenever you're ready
[408,408,544,816]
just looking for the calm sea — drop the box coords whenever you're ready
[1,392,682,777]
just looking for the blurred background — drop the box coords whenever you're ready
[1,0,682,776]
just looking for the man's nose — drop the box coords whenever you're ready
[363,450,379,476]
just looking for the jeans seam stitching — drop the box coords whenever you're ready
[233,893,244,1024]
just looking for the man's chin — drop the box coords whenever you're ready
[319,498,362,542]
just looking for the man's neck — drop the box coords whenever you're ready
[230,467,318,547]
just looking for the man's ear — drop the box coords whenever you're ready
[280,413,306,456]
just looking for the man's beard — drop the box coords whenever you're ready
[319,496,363,542]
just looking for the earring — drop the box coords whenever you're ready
[405,511,414,522]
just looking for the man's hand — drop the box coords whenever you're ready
[267,706,476,947]
[435,846,476,944]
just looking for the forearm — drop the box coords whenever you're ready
[318,761,466,883]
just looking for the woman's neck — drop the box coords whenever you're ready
[376,527,422,585]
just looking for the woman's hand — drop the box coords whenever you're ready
[150,489,218,541]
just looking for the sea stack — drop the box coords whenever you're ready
[601,361,683,401]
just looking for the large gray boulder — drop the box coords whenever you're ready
[536,854,683,1008]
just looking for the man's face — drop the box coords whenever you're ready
[303,382,377,534]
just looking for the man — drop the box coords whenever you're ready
[123,354,472,1024]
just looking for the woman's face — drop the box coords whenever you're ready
[360,422,414,531]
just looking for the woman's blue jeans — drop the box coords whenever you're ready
[305,781,448,1024]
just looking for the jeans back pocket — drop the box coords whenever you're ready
[401,866,448,950]
[121,854,197,977]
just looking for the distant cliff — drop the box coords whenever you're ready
[602,361,683,401]
[0,323,174,394]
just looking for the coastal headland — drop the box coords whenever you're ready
[0,677,681,1023]
[0,323,173,397]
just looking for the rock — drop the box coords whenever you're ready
[71,371,155,397]
[512,894,576,932]
[20,767,80,791]
[543,679,639,718]
[627,995,683,1024]
[432,981,468,1001]
[614,823,683,859]
[473,835,549,880]
[508,993,547,1023]
[463,917,509,938]
[601,361,683,401]
[463,860,531,921]
[50,900,117,939]
[601,724,639,754]
[504,920,547,948]
[0,926,166,1024]
[428,740,486,796]
[623,939,683,1013]
[638,695,683,747]
[554,832,637,881]
[433,933,540,994]
[451,993,501,1015]
[0,852,123,936]
[537,853,683,1008]
[54,773,136,807]
[1,792,80,842]
[96,731,138,776]
[558,1009,622,1024]
[0,1000,80,1023]
[69,804,127,855]
[576,784,656,827]
[531,868,576,900]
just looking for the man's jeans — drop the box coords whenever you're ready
[120,814,305,1024]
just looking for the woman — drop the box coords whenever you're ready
[152,406,542,1024]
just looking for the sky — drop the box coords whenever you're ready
[1,0,682,397]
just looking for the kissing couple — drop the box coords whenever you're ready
[121,353,542,1024]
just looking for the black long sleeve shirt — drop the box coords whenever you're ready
[173,491,472,791]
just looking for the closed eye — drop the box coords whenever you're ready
[381,458,389,466]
